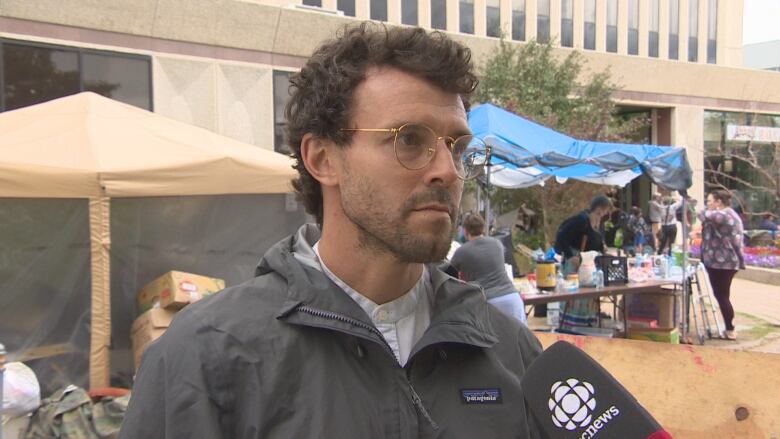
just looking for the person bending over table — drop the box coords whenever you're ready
[553,195,612,329]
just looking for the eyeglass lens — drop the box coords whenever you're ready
[395,124,487,179]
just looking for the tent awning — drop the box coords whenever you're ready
[0,92,296,198]
[469,103,693,191]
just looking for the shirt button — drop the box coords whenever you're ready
[377,310,390,322]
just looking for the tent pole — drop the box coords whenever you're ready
[89,196,112,389]
[485,163,492,233]
[681,195,689,343]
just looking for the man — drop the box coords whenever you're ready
[119,23,542,438]
[648,192,664,241]
[657,195,682,255]
[450,213,527,324]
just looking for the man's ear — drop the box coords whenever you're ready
[300,133,340,188]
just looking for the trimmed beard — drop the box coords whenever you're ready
[339,168,458,263]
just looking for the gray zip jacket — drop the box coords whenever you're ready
[119,225,544,438]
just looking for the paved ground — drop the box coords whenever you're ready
[705,277,780,354]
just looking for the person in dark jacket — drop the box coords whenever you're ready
[120,22,543,439]
[554,195,612,272]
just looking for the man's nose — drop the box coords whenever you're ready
[424,138,460,185]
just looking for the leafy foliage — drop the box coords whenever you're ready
[473,38,650,247]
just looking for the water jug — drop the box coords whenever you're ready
[578,251,600,287]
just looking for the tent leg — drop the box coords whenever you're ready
[485,164,492,233]
[89,196,111,389]
[681,196,689,342]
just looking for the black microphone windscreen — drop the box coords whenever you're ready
[521,341,670,439]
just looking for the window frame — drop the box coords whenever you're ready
[0,38,153,113]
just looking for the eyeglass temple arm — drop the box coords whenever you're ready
[340,128,399,133]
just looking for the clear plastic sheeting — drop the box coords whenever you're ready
[0,199,91,396]
[109,194,309,386]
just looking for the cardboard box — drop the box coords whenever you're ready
[627,317,658,328]
[628,327,680,344]
[137,270,225,312]
[626,292,675,327]
[131,308,177,368]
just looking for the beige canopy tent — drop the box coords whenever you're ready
[0,92,300,389]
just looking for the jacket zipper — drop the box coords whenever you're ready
[296,304,439,431]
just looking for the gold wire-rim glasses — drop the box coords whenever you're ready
[340,123,490,180]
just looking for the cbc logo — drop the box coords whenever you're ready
[548,378,596,431]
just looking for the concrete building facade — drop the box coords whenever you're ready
[2,0,780,214]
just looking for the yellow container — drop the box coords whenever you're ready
[535,261,557,290]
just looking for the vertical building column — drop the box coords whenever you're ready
[658,0,669,59]
[356,0,370,19]
[596,0,607,51]
[419,0,432,28]
[475,0,487,36]
[500,0,512,38]
[550,0,561,45]
[697,0,707,63]
[322,0,337,11]
[638,0,649,56]
[573,0,585,48]
[447,0,460,32]
[673,106,705,203]
[525,0,537,42]
[617,0,629,54]
[678,0,689,61]
[388,0,402,23]
[716,0,743,66]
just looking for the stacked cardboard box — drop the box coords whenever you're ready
[131,271,225,369]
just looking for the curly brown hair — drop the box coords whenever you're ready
[284,22,478,225]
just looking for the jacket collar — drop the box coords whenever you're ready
[257,224,498,353]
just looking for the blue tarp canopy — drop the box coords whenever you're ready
[468,103,693,191]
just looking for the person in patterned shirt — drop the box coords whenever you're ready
[698,190,745,340]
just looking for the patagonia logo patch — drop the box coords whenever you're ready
[461,388,502,404]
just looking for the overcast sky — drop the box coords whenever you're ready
[743,0,780,45]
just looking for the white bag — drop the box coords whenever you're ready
[2,362,41,418]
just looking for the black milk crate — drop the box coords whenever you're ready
[596,255,628,285]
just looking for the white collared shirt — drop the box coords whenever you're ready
[313,242,433,366]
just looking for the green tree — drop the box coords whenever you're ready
[473,38,649,247]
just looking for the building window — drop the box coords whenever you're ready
[459,0,474,34]
[273,70,292,154]
[402,0,418,25]
[371,0,388,21]
[628,0,639,55]
[302,0,322,6]
[560,0,573,47]
[707,0,717,63]
[337,0,355,16]
[486,0,501,38]
[431,0,447,30]
[704,110,780,227]
[512,0,526,41]
[649,0,659,57]
[537,0,550,43]
[606,0,618,53]
[688,0,699,62]
[1,39,151,112]
[669,0,679,60]
[584,0,596,50]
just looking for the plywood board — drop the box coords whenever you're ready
[536,333,780,438]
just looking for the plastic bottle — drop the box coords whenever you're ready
[555,271,566,294]
[594,268,605,289]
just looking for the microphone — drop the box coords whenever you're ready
[521,341,673,439]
